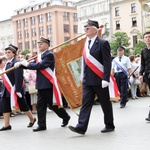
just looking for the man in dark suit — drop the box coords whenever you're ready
[68,20,115,135]
[0,44,36,131]
[15,38,70,132]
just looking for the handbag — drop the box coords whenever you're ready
[28,84,37,94]
[134,78,141,85]
[129,76,134,84]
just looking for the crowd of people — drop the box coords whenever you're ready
[0,19,150,135]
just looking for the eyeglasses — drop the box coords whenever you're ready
[84,27,94,31]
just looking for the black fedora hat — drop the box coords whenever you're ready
[38,37,50,46]
[5,44,18,54]
[84,19,99,29]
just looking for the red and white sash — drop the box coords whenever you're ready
[83,40,120,100]
[37,54,63,107]
[1,73,19,110]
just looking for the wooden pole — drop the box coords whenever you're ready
[0,33,86,76]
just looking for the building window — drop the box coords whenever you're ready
[47,25,52,34]
[32,40,37,48]
[18,43,22,50]
[25,41,30,49]
[18,31,22,39]
[131,3,136,13]
[64,24,69,33]
[63,12,69,21]
[73,13,77,22]
[32,28,36,37]
[132,17,137,26]
[73,25,78,34]
[63,2,67,6]
[48,37,53,47]
[47,12,52,21]
[31,17,36,25]
[39,15,44,23]
[116,20,120,30]
[64,37,70,41]
[17,20,21,28]
[133,35,137,46]
[25,30,29,38]
[39,26,44,36]
[115,7,119,16]
[24,18,28,27]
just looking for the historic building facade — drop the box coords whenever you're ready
[76,0,111,40]
[12,0,78,53]
[0,19,14,54]
[110,0,142,48]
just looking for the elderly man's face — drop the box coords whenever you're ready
[84,26,97,38]
[38,42,49,52]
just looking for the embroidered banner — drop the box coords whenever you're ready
[54,38,86,109]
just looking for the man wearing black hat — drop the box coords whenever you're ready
[15,38,70,132]
[68,20,115,135]
[111,46,132,108]
[0,44,36,131]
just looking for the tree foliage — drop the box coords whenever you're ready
[110,32,130,56]
[133,40,145,55]
[21,49,30,56]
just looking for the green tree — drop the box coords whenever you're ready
[21,49,30,56]
[133,40,145,55]
[110,32,130,56]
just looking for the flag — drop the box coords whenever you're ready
[54,26,120,109]
[54,38,86,109]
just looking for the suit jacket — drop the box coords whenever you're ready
[83,36,111,85]
[28,50,54,90]
[1,57,24,98]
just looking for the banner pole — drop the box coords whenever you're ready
[0,33,86,76]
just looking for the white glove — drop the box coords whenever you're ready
[16,92,22,98]
[14,62,21,68]
[102,80,109,88]
[21,60,29,67]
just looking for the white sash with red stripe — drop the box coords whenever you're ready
[37,54,63,107]
[83,40,120,100]
[1,73,18,110]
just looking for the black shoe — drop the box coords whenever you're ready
[61,116,70,127]
[101,127,114,133]
[120,105,125,108]
[68,125,85,135]
[27,118,36,127]
[33,126,46,132]
[0,125,12,131]
[145,117,150,121]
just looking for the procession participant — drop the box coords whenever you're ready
[0,44,36,131]
[68,20,115,135]
[15,38,70,132]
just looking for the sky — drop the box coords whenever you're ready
[0,0,78,21]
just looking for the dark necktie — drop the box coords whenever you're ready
[117,57,121,71]
[88,40,91,50]
[119,56,121,62]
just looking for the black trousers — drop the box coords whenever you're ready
[114,72,128,106]
[37,88,70,127]
[77,84,115,132]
